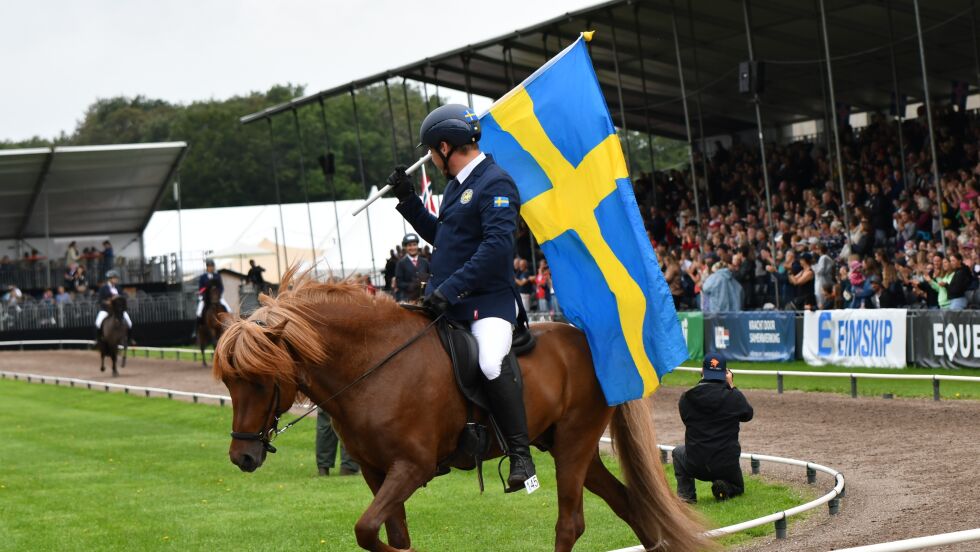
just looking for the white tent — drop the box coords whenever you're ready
[142,191,436,283]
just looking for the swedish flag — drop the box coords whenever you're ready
[480,34,687,405]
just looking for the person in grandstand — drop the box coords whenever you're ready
[393,233,430,302]
[94,270,132,340]
[385,103,536,493]
[673,353,753,504]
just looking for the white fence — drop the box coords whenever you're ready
[673,366,980,401]
[834,528,980,551]
[600,439,845,551]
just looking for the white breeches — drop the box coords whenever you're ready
[197,298,231,317]
[471,316,513,381]
[96,310,132,329]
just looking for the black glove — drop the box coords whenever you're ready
[422,289,450,317]
[386,165,414,202]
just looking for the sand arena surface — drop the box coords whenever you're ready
[3,349,979,550]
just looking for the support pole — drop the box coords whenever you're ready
[973,0,980,87]
[777,373,784,394]
[350,88,378,280]
[266,118,289,269]
[175,174,185,310]
[751,458,761,474]
[44,192,51,289]
[672,2,703,246]
[687,0,711,208]
[850,375,858,398]
[291,109,319,279]
[401,79,415,157]
[317,98,346,279]
[421,66,432,112]
[820,0,851,235]
[462,55,474,108]
[742,0,779,307]
[913,0,948,252]
[886,0,908,186]
[633,4,657,200]
[933,378,941,401]
[817,0,853,240]
[775,517,787,539]
[609,11,633,175]
[385,80,408,234]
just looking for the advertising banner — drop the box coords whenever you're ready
[677,312,703,360]
[911,311,980,369]
[704,312,796,361]
[803,309,907,368]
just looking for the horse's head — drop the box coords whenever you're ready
[206,281,221,304]
[110,295,127,315]
[213,291,327,473]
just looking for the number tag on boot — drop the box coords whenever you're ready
[524,474,540,494]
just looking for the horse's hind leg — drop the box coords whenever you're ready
[584,450,636,537]
[354,463,425,552]
[121,343,127,368]
[111,353,118,377]
[361,467,411,549]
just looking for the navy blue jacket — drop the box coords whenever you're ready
[97,283,120,311]
[198,272,224,296]
[397,155,520,322]
[394,254,431,301]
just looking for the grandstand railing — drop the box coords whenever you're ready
[0,292,195,331]
[0,252,180,290]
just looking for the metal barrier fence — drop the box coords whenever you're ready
[604,440,845,550]
[0,293,195,332]
[672,366,980,401]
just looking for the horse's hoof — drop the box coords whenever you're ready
[112,371,119,377]
[100,366,105,372]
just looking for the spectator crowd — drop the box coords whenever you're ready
[631,104,980,312]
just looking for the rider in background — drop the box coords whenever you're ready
[94,270,132,341]
[386,104,536,493]
[197,259,232,324]
[393,233,430,302]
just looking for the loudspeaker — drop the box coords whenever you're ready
[738,61,765,95]
[318,152,335,176]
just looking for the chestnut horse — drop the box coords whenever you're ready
[214,271,708,552]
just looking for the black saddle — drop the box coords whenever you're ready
[436,318,535,413]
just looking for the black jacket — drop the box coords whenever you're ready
[678,380,754,468]
[947,266,972,300]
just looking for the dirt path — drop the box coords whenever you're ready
[3,350,979,550]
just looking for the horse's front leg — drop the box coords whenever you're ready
[121,343,127,368]
[354,462,425,552]
[361,467,411,550]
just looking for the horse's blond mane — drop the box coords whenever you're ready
[213,267,398,384]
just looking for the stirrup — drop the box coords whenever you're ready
[503,453,536,493]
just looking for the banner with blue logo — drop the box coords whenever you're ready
[803,309,907,368]
[704,312,795,362]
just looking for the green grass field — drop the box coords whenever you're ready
[0,380,813,551]
[663,360,980,400]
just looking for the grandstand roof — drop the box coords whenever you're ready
[241,0,979,140]
[0,142,187,240]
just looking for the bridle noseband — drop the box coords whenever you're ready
[229,382,282,454]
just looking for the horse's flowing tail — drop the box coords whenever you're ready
[611,400,714,552]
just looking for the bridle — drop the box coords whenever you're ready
[228,312,443,453]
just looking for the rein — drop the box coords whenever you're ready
[229,312,443,452]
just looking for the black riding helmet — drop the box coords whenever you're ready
[418,104,481,175]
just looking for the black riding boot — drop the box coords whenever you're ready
[485,366,536,493]
[191,317,201,340]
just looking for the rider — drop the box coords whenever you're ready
[197,259,232,325]
[94,270,132,340]
[393,233,430,302]
[386,104,536,493]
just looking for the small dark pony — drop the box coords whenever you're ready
[213,269,710,552]
[99,295,128,377]
[197,280,228,367]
